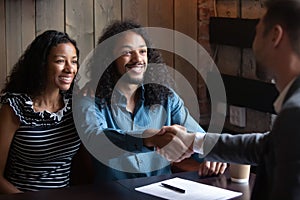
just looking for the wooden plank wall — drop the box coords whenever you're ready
[0,0,5,89]
[0,1,196,85]
[0,0,272,132]
[211,0,271,133]
[36,0,65,34]
[0,0,199,119]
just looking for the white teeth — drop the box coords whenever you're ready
[125,63,145,74]
[59,77,72,82]
[129,67,143,73]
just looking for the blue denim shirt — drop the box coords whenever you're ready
[73,86,205,181]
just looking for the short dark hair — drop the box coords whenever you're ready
[2,30,79,96]
[263,0,300,55]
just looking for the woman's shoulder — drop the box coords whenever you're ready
[0,92,32,108]
[0,92,35,123]
[0,92,73,126]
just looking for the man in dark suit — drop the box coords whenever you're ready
[157,0,300,199]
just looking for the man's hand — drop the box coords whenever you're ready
[143,129,171,148]
[143,127,193,162]
[156,136,194,162]
[198,161,227,176]
[160,125,196,152]
[154,125,196,162]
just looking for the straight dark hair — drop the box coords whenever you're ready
[263,0,300,56]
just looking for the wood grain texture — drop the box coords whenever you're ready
[215,0,238,18]
[241,1,264,80]
[174,0,199,120]
[122,0,148,26]
[66,0,94,64]
[0,0,6,89]
[94,0,121,46]
[5,0,22,75]
[21,0,35,51]
[36,0,64,35]
[148,0,174,68]
[241,0,265,19]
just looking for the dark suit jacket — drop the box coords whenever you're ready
[203,76,300,200]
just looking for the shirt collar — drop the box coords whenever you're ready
[273,78,296,113]
[111,84,145,105]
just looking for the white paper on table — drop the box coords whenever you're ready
[135,177,242,200]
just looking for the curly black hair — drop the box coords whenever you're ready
[2,30,79,97]
[87,20,175,108]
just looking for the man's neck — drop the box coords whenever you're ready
[275,71,300,93]
[116,83,139,113]
[272,52,300,92]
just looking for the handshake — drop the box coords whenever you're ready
[143,125,227,176]
[143,124,197,163]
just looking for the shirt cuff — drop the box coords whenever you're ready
[193,132,205,154]
[126,131,144,151]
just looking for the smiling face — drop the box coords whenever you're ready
[113,31,148,85]
[46,42,78,91]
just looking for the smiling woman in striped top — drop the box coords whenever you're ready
[0,30,81,194]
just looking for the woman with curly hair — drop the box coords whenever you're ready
[0,30,80,193]
[74,20,226,182]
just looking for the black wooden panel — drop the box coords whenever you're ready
[209,17,259,48]
[207,72,279,114]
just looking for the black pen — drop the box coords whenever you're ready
[161,183,185,193]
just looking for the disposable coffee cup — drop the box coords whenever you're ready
[230,164,250,183]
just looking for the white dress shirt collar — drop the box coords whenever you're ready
[273,78,296,113]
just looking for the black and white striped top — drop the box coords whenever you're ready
[0,93,81,192]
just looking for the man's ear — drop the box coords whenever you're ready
[272,25,283,47]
